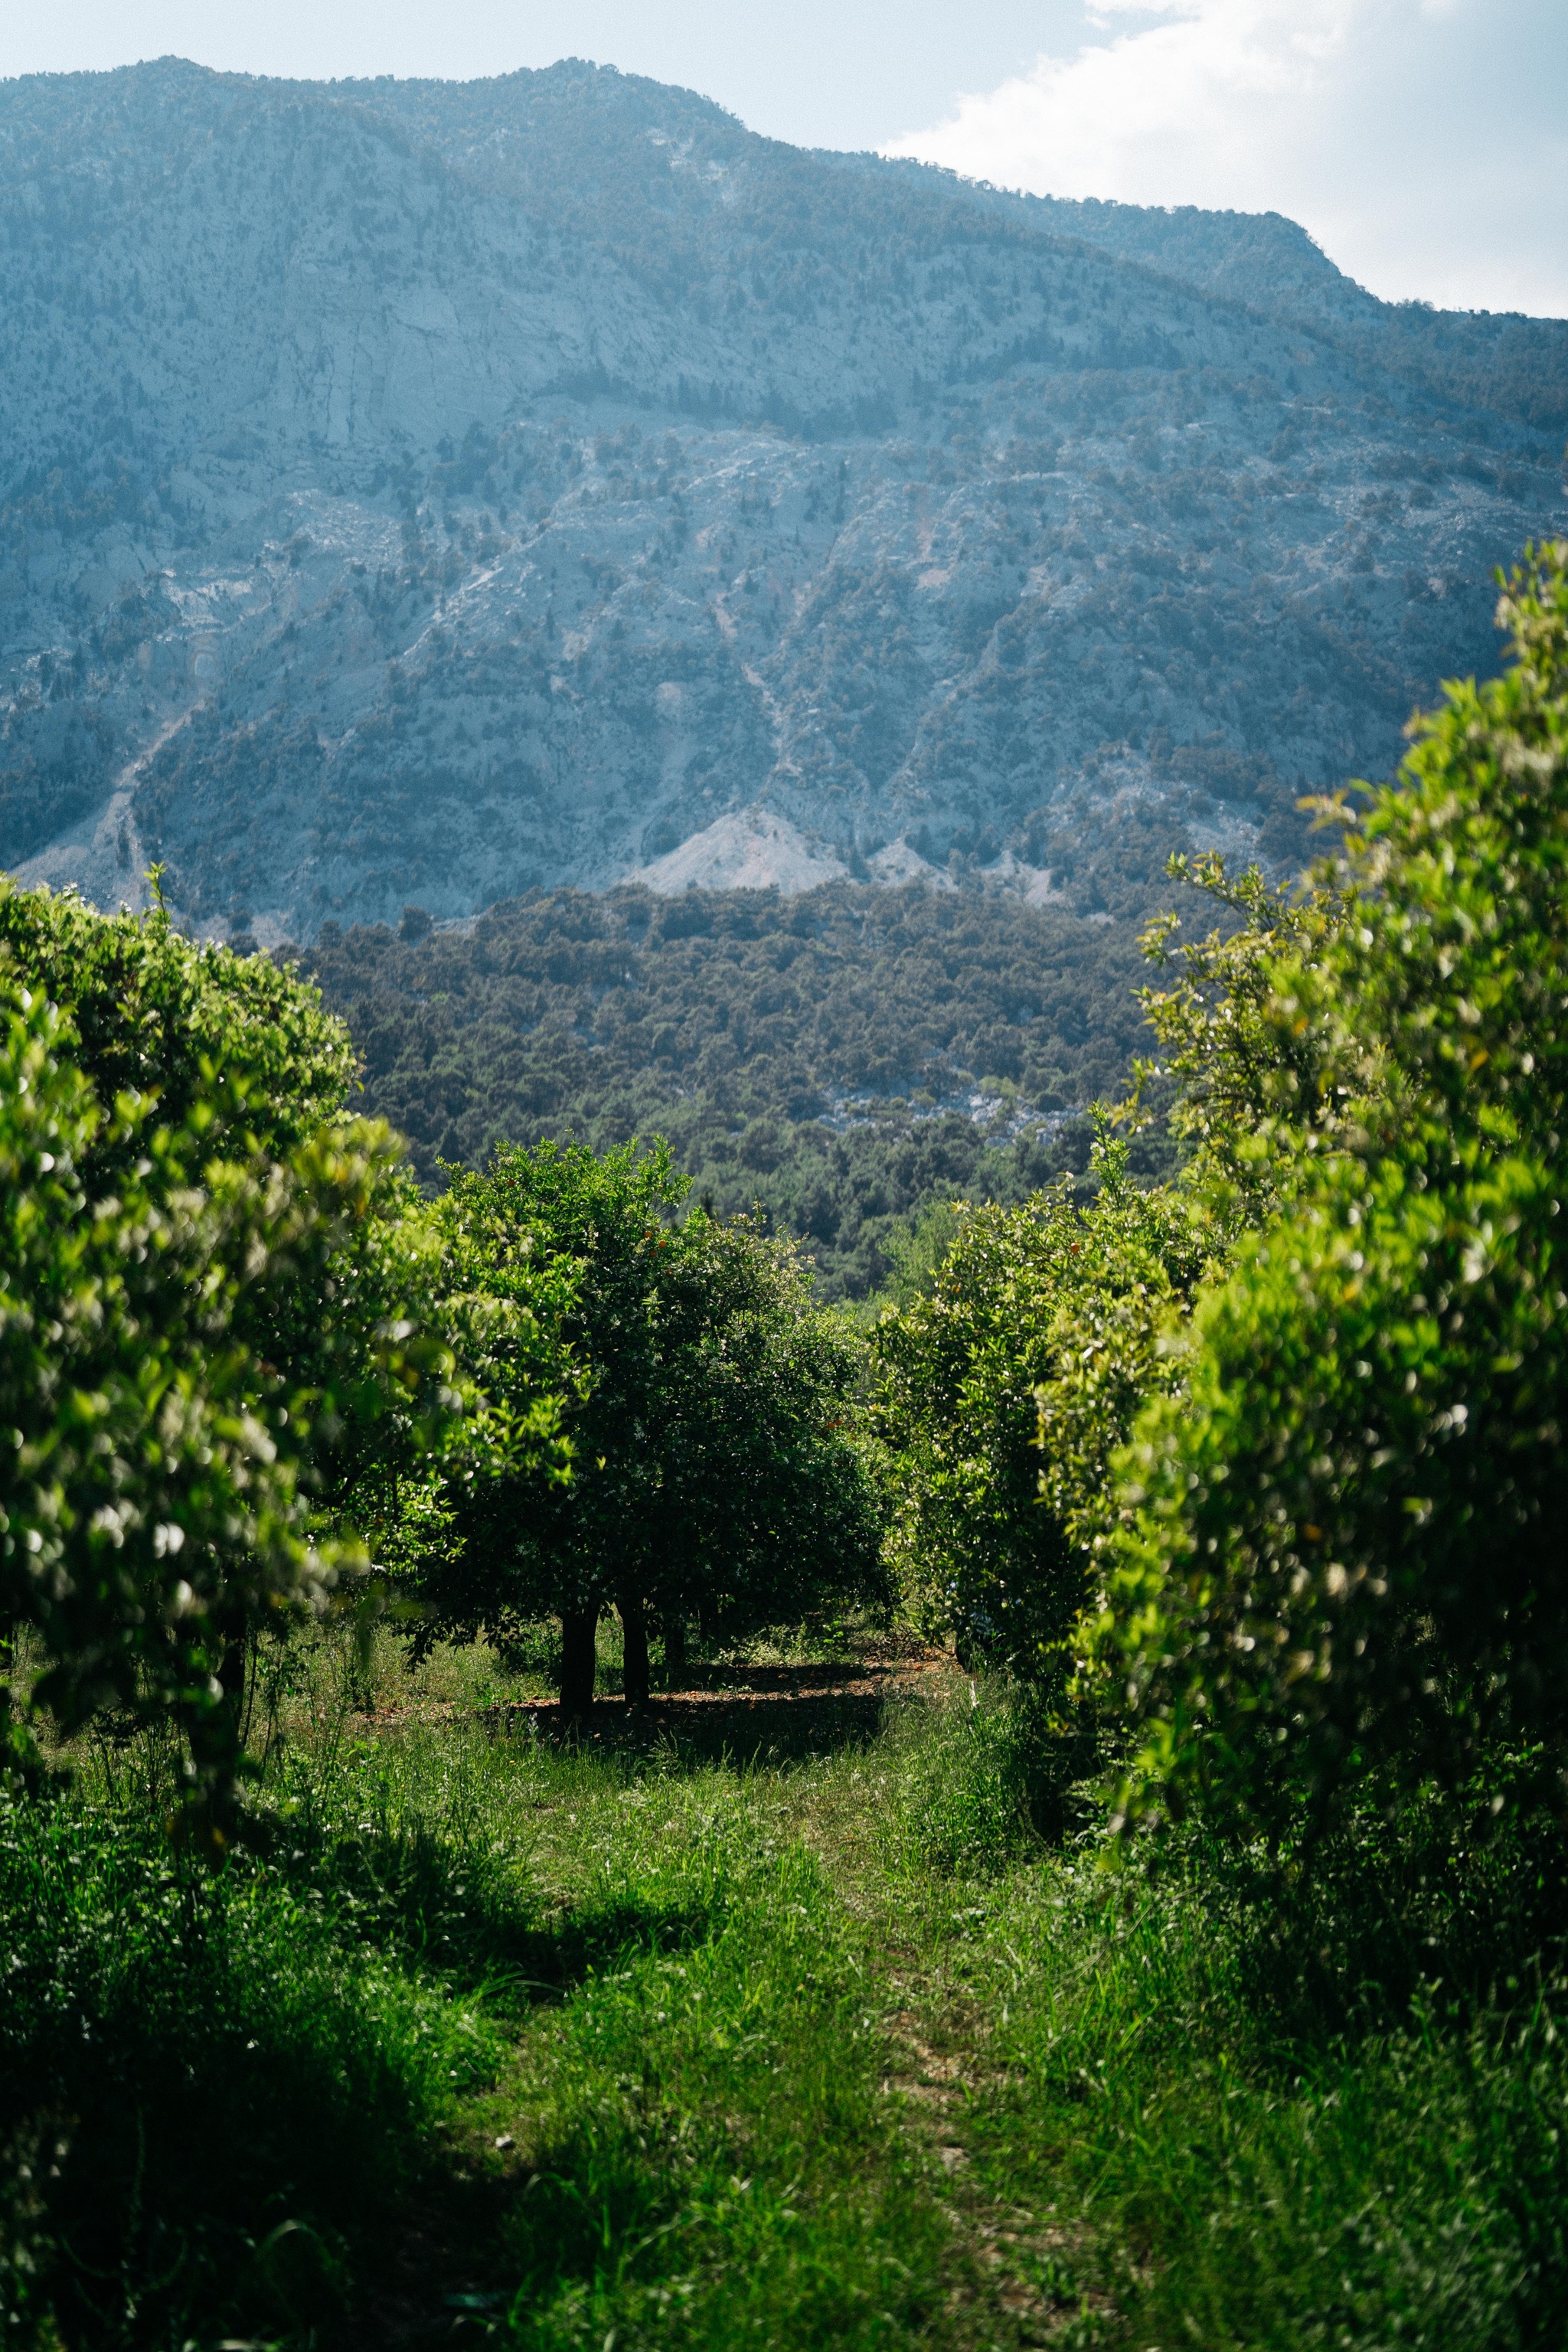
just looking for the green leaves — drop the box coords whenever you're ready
[414,1138,885,1681]
[1098,542,1568,1836]
[0,886,526,1817]
[872,1123,1205,1697]
[1130,851,1352,1231]
[0,875,356,1184]
[1,980,357,1764]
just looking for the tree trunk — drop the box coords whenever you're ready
[181,1621,250,1854]
[619,1589,650,1711]
[664,1614,688,1679]
[558,1608,599,1723]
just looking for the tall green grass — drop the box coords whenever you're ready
[889,1691,1568,2349]
[949,1857,1568,2347]
[0,1783,502,2348]
[5,1671,1567,2348]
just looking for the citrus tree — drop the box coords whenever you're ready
[873,1122,1207,1701]
[0,980,399,1816]
[1099,544,1568,1836]
[414,1139,885,1714]
[1129,852,1351,1233]
[0,886,568,1817]
[0,873,354,1181]
[619,1205,887,1693]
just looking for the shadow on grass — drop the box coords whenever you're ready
[244,1803,732,2016]
[480,1664,916,1769]
[0,1791,744,2352]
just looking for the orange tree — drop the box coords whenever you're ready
[0,885,564,1818]
[414,1139,885,1715]
[1099,545,1568,1838]
[0,978,410,1819]
[871,1123,1207,1704]
[0,872,355,1182]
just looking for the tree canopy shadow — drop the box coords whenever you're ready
[482,1661,926,1768]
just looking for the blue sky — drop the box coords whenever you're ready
[7,2,1566,315]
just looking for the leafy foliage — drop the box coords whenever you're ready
[1100,544,1568,1832]
[0,880,466,1528]
[624,1204,892,1647]
[873,1124,1205,1696]
[0,886,554,1811]
[1129,851,1349,1230]
[0,975,458,1806]
[416,1140,886,1708]
[0,876,355,1186]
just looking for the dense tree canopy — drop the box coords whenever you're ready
[0,976,439,1812]
[293,880,1170,1297]
[416,1139,887,1713]
[1100,544,1568,1834]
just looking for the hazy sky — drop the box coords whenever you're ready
[6,2,1566,317]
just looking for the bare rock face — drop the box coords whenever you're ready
[2,57,1565,938]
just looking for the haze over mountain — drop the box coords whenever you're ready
[2,56,1566,941]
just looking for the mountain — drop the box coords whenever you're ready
[2,57,1566,941]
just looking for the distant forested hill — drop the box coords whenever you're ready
[2,57,1564,939]
[296,880,1170,1296]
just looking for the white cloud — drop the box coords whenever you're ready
[887,0,1568,317]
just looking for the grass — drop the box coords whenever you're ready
[0,1774,501,2347]
[3,1642,1567,2350]
[935,1838,1568,2350]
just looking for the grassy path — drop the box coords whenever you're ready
[283,1662,1087,2350]
[6,1653,1567,2348]
[399,1670,1060,2350]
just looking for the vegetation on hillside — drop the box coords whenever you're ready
[296,880,1165,1298]
[5,544,1568,2347]
[7,58,1563,936]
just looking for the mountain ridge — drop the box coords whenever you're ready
[2,57,1564,938]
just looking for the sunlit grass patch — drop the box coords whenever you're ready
[488,1806,962,2350]
[8,1673,1568,2350]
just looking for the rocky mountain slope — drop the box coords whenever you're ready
[2,57,1565,939]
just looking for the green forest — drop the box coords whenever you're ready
[293,877,1178,1299]
[4,544,1568,2351]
